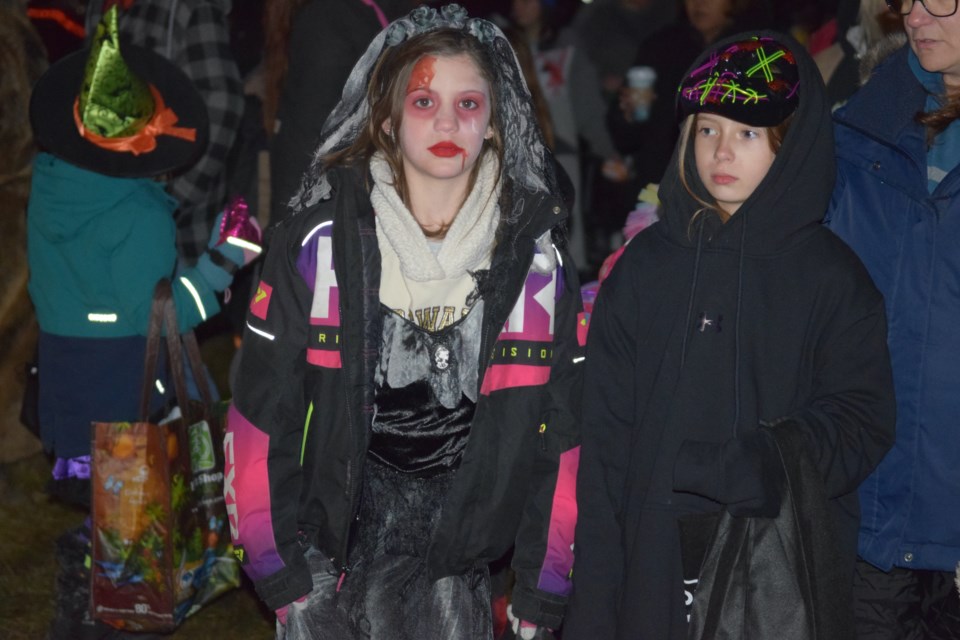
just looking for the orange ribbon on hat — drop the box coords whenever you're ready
[73,84,196,156]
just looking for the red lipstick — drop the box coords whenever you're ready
[429,141,465,158]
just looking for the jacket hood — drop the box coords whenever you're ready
[657,30,835,256]
[29,152,170,242]
[857,32,907,88]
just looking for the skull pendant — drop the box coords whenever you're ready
[434,344,451,371]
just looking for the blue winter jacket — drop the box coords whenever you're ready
[825,45,960,573]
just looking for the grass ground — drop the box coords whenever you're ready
[0,455,274,640]
[0,453,275,640]
[0,330,274,639]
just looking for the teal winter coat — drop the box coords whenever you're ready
[28,152,223,337]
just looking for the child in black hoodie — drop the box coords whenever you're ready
[565,32,896,639]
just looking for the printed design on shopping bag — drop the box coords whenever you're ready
[171,415,236,624]
[91,281,239,632]
[188,420,216,472]
[298,221,342,369]
[93,417,238,630]
[480,253,560,395]
[93,421,176,626]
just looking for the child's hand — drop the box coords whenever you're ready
[275,595,308,626]
[507,604,552,639]
[195,198,263,291]
[208,197,262,268]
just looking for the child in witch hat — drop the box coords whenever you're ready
[26,5,261,508]
[27,7,262,637]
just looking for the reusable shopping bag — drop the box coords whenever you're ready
[90,279,239,631]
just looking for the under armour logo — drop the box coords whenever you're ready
[697,312,722,333]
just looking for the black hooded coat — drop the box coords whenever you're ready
[564,31,896,639]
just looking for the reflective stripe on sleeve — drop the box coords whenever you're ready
[246,322,276,341]
[179,275,207,321]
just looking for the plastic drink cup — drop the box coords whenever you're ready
[626,66,657,122]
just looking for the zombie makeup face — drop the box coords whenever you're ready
[386,53,494,190]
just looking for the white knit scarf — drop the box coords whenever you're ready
[370,152,501,282]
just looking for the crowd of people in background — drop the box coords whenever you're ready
[15,0,865,282]
[6,0,960,638]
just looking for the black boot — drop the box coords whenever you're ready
[48,523,115,640]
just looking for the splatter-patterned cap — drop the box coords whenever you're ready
[677,35,799,127]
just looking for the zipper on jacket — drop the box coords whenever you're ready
[328,207,360,581]
[336,281,360,581]
[538,423,547,452]
[332,207,380,584]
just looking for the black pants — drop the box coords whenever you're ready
[854,558,960,639]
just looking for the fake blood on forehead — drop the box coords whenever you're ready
[405,55,481,171]
[408,55,437,94]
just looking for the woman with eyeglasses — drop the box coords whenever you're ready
[825,0,960,637]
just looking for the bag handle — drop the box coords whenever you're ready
[140,280,169,420]
[181,330,214,413]
[139,279,214,422]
